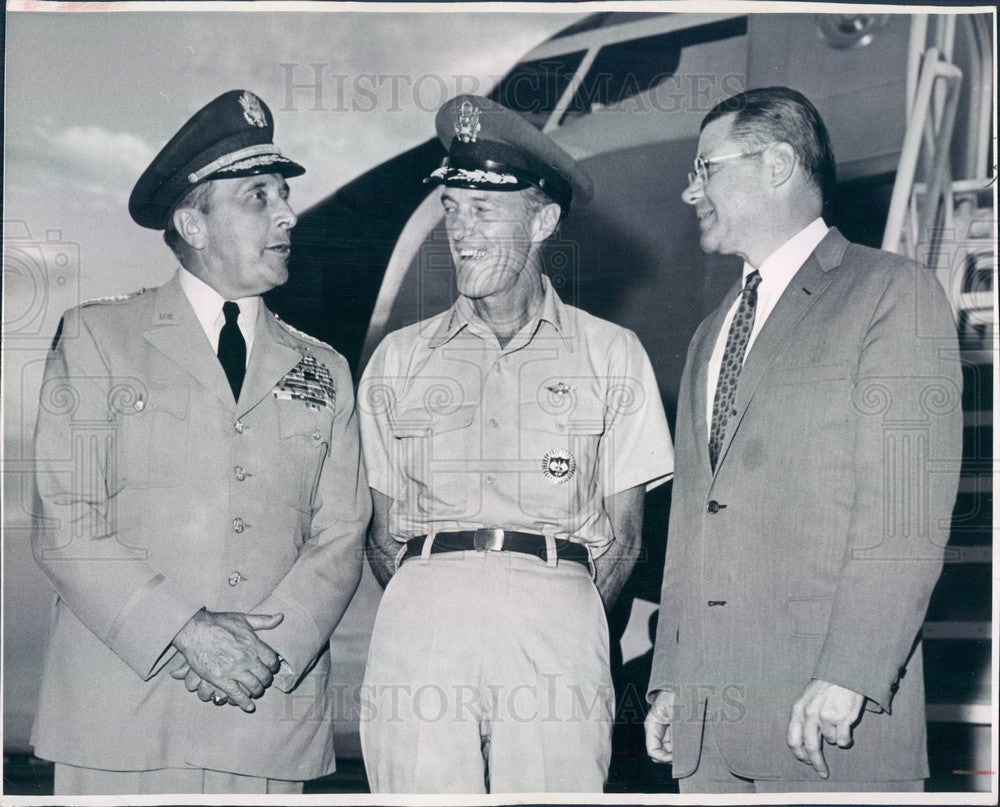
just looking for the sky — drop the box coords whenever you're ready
[2,4,585,747]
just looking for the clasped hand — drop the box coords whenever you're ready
[170,608,283,712]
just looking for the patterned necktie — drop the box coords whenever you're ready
[709,270,762,470]
[218,301,246,401]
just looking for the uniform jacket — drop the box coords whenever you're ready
[648,229,962,782]
[30,273,371,780]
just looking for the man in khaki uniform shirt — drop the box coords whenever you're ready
[31,90,370,795]
[358,96,674,793]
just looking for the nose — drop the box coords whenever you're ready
[446,209,475,242]
[275,197,297,229]
[682,173,703,205]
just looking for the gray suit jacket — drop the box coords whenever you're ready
[648,229,962,781]
[31,273,370,780]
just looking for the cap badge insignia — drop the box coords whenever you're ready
[454,100,481,143]
[542,448,576,484]
[239,91,268,128]
[546,382,575,397]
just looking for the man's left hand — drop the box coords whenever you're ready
[170,662,232,706]
[787,679,865,778]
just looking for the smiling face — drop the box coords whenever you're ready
[682,113,767,262]
[440,187,545,301]
[186,173,298,298]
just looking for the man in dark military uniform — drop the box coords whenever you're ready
[357,96,674,793]
[30,90,370,795]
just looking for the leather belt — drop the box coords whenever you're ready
[401,529,589,567]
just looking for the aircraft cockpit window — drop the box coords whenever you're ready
[559,16,747,124]
[488,51,586,130]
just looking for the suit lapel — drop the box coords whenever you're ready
[237,304,303,418]
[692,284,741,476]
[143,274,234,408]
[713,228,850,472]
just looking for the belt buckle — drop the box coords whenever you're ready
[474,527,505,552]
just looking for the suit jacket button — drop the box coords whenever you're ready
[234,466,246,481]
[233,517,246,533]
[228,572,242,587]
[707,500,720,514]
[234,421,245,434]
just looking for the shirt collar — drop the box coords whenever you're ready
[742,217,829,284]
[177,267,260,344]
[428,274,569,349]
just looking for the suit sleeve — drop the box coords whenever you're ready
[253,351,371,692]
[32,307,204,680]
[812,264,963,711]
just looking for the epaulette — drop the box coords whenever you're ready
[273,313,335,352]
[79,289,148,307]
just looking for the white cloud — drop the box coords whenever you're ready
[48,125,155,181]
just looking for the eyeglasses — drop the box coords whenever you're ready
[687,146,772,186]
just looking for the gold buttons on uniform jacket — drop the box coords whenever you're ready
[234,421,245,434]
[233,517,247,533]
[234,466,246,481]
[228,572,243,587]
[312,429,323,441]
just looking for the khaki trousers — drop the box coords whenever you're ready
[361,549,613,793]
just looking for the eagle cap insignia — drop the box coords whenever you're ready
[546,382,575,396]
[239,91,268,128]
[454,100,481,143]
[542,448,576,484]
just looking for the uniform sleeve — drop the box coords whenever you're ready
[32,307,204,680]
[812,265,963,711]
[601,328,674,496]
[253,351,371,692]
[356,337,401,497]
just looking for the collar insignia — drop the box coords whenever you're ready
[454,100,481,143]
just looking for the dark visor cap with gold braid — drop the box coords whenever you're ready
[129,90,305,230]
[425,95,593,215]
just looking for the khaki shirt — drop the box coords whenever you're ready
[359,276,673,557]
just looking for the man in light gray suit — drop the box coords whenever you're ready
[644,87,962,792]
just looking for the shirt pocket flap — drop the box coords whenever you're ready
[390,403,476,438]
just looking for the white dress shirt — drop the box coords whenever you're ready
[177,267,259,365]
[706,217,829,427]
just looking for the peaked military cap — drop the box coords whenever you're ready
[129,90,305,229]
[425,95,593,214]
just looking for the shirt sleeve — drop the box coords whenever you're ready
[601,328,674,496]
[357,336,400,497]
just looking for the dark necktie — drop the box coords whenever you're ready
[709,270,762,470]
[218,301,246,401]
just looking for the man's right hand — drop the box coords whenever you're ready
[644,689,676,763]
[171,609,283,712]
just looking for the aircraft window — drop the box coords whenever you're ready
[560,17,747,122]
[489,51,586,129]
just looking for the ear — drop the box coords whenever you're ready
[530,202,562,244]
[769,142,796,188]
[172,206,208,250]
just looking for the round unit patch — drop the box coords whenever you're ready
[542,448,576,484]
